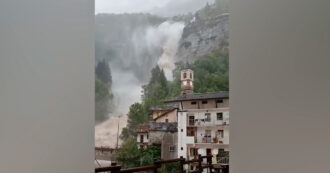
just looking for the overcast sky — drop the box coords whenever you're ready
[95,0,215,17]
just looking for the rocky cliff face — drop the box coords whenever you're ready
[176,8,229,62]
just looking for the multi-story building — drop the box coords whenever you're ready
[165,68,229,171]
[137,68,229,170]
[166,93,229,158]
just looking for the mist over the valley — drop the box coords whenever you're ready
[95,14,185,147]
[97,16,184,114]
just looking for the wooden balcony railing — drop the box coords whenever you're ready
[187,119,229,127]
[95,154,228,173]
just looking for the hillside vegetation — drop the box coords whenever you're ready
[95,60,113,123]
[121,48,228,140]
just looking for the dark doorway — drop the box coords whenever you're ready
[206,148,212,155]
[140,135,144,143]
[206,148,212,163]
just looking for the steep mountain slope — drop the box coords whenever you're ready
[176,3,229,62]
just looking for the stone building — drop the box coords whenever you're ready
[137,121,178,160]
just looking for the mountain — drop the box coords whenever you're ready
[176,2,229,62]
[95,1,229,80]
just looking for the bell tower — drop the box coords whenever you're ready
[181,69,194,96]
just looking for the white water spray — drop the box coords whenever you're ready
[145,21,185,80]
[95,21,185,147]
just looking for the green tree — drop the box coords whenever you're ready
[192,49,229,92]
[168,61,186,98]
[160,163,180,173]
[95,59,114,123]
[111,139,161,168]
[122,65,171,140]
[171,49,229,93]
[142,65,169,109]
[140,146,161,165]
[95,76,112,122]
[95,59,112,85]
[121,103,148,140]
[111,138,141,168]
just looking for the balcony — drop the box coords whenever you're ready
[187,143,229,150]
[198,136,225,144]
[186,136,195,144]
[202,136,212,143]
[187,119,229,127]
[217,151,229,165]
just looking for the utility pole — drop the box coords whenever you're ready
[116,115,121,149]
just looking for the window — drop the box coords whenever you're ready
[218,130,224,138]
[216,99,223,103]
[204,130,212,143]
[205,113,211,122]
[181,129,183,132]
[147,134,149,139]
[165,119,168,123]
[169,145,176,152]
[190,148,197,157]
[190,73,192,79]
[191,101,197,105]
[183,72,186,79]
[205,130,211,137]
[202,100,208,104]
[189,116,195,126]
[187,127,195,136]
[217,113,223,120]
[181,147,183,150]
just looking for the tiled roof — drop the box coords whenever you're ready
[136,123,149,133]
[153,109,177,121]
[150,104,179,111]
[137,122,178,133]
[165,91,229,102]
[149,122,177,132]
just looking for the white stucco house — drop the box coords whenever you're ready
[137,68,229,172]
[165,68,230,171]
